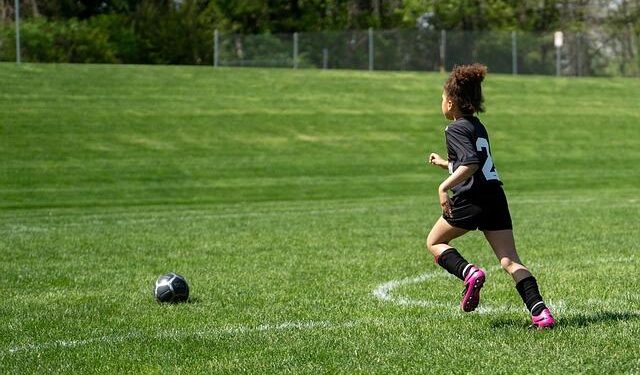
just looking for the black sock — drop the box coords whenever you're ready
[515,276,546,315]
[436,248,470,281]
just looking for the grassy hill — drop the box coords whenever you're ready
[1,64,639,373]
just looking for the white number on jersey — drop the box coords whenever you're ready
[475,137,500,181]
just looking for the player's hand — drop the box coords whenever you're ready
[428,153,446,168]
[439,188,452,216]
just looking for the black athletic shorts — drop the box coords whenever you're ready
[443,185,513,231]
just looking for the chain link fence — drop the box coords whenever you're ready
[1,25,638,76]
[215,28,640,77]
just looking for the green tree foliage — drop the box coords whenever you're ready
[0,0,638,68]
[100,0,228,64]
[0,17,118,62]
[35,0,138,19]
[400,0,565,32]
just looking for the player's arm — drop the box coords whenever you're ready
[439,164,479,192]
[438,164,479,215]
[428,153,448,169]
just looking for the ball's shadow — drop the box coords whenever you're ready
[489,310,640,329]
[154,296,201,305]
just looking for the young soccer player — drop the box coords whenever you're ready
[426,64,555,328]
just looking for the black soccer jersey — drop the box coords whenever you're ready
[445,116,502,195]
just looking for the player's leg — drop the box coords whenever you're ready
[482,229,530,282]
[426,217,485,312]
[426,216,468,258]
[483,229,555,328]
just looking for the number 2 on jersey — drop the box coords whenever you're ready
[475,137,500,181]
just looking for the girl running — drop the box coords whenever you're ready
[426,64,555,328]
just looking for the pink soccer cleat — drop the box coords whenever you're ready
[531,308,556,329]
[461,266,485,312]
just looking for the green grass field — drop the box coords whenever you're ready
[1,63,639,374]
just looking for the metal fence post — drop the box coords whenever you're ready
[368,28,374,71]
[213,29,219,67]
[440,30,446,72]
[556,44,561,76]
[512,31,517,75]
[632,30,639,77]
[15,0,21,64]
[576,31,582,76]
[322,48,328,70]
[293,32,299,69]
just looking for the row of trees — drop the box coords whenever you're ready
[0,0,638,68]
[5,1,638,32]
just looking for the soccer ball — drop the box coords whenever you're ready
[154,272,189,303]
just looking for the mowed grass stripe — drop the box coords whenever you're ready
[0,191,637,231]
[1,64,639,373]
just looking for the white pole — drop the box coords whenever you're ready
[213,29,219,67]
[293,32,298,69]
[554,31,563,77]
[15,0,21,64]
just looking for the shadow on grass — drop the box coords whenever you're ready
[559,311,640,328]
[489,310,640,329]
[154,296,201,305]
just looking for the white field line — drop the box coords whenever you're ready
[4,318,372,356]
[372,269,567,315]
[5,265,639,357]
[6,332,141,355]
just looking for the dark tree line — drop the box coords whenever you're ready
[0,1,638,66]
[7,1,638,33]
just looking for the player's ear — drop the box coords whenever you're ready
[447,100,454,111]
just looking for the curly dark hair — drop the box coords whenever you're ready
[444,64,488,114]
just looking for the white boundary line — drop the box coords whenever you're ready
[372,269,567,315]
[5,266,640,356]
[4,319,367,356]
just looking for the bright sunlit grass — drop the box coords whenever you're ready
[1,64,638,373]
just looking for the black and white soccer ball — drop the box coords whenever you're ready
[154,272,189,303]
